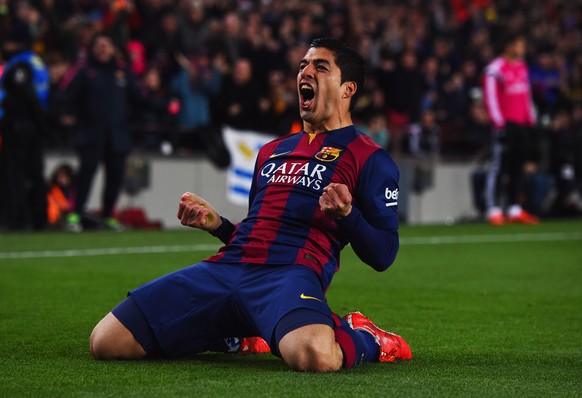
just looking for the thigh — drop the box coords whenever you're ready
[501,124,521,172]
[240,265,333,348]
[129,262,253,356]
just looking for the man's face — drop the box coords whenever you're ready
[92,36,115,64]
[509,37,526,59]
[297,47,345,125]
[234,60,252,85]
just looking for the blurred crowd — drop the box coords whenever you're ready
[1,0,582,230]
[0,0,580,153]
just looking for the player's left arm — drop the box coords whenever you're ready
[320,150,400,271]
[177,192,235,243]
[526,70,538,126]
[178,151,265,244]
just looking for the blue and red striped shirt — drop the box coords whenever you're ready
[206,125,400,290]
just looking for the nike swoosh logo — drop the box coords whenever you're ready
[269,150,292,158]
[300,293,322,302]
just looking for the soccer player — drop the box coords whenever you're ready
[90,38,411,372]
[483,32,540,225]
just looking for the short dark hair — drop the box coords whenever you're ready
[310,38,365,111]
[495,30,525,54]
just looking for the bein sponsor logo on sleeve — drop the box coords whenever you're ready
[385,188,398,207]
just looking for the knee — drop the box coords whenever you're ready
[90,322,117,360]
[89,324,109,359]
[282,340,341,372]
[90,313,146,360]
[279,327,343,372]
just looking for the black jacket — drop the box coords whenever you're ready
[1,61,46,146]
[62,58,158,153]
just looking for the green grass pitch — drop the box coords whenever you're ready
[1,221,581,397]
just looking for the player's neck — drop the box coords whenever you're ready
[504,53,522,62]
[303,113,353,134]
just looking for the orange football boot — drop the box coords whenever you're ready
[238,337,271,354]
[508,209,539,224]
[344,311,412,363]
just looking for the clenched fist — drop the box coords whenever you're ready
[177,192,221,231]
[319,183,352,219]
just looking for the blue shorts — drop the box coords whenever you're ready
[113,262,333,357]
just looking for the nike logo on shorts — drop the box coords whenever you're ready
[300,293,322,302]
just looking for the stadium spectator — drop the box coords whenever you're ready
[547,109,582,216]
[100,0,140,54]
[131,0,173,62]
[377,50,423,153]
[215,58,270,132]
[45,52,74,148]
[0,23,50,231]
[47,163,75,228]
[441,72,470,127]
[207,12,245,67]
[407,109,441,159]
[419,56,440,112]
[169,51,221,151]
[482,32,540,225]
[177,0,211,56]
[264,69,300,135]
[132,65,177,151]
[466,101,493,156]
[367,113,391,150]
[460,60,482,107]
[146,9,184,81]
[126,40,146,77]
[566,55,582,107]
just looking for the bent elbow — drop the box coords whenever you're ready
[371,257,394,272]
[369,246,398,272]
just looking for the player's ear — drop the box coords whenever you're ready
[342,81,357,99]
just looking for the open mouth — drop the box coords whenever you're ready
[299,83,315,109]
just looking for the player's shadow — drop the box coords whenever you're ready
[163,353,290,372]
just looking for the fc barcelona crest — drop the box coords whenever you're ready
[315,146,342,162]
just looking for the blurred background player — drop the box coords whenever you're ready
[483,32,540,225]
[0,23,50,231]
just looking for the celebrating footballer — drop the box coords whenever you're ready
[90,38,412,372]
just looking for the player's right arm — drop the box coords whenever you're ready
[325,149,401,272]
[321,181,399,272]
[177,192,235,243]
[483,61,505,130]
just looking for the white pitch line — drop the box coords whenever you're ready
[0,244,219,260]
[0,232,581,260]
[400,231,582,245]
